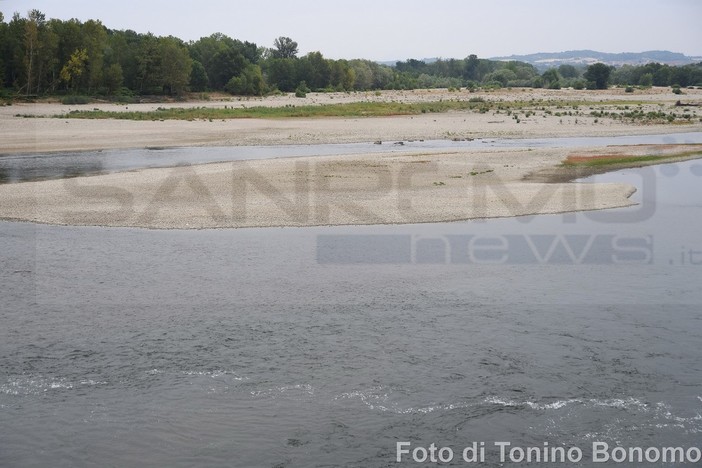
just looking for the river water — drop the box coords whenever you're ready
[1,139,702,467]
[1,132,701,184]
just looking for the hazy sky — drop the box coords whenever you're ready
[1,0,701,60]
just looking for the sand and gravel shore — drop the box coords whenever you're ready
[0,88,700,229]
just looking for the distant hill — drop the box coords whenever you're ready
[380,51,701,69]
[378,58,439,67]
[490,50,701,70]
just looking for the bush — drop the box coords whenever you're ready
[572,80,586,90]
[482,81,502,89]
[672,85,683,95]
[625,86,634,93]
[225,64,266,96]
[0,88,13,105]
[109,87,138,103]
[61,95,91,105]
[294,81,310,98]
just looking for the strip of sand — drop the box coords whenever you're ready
[0,146,639,229]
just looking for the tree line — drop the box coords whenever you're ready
[1,10,701,100]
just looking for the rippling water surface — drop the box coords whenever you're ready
[1,156,702,467]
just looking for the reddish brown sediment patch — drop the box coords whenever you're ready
[525,143,702,183]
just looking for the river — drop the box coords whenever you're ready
[1,138,701,467]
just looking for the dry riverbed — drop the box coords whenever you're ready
[0,88,700,228]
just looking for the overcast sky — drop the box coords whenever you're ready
[1,0,700,60]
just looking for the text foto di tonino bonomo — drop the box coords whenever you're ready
[396,441,702,464]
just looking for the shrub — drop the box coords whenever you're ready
[61,95,91,105]
[225,64,266,96]
[295,81,310,98]
[109,87,138,103]
[625,86,634,93]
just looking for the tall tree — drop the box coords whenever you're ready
[135,33,160,92]
[0,13,7,88]
[81,20,107,92]
[24,10,46,95]
[271,36,298,59]
[158,36,192,95]
[59,48,88,92]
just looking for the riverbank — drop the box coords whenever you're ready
[2,87,701,154]
[0,88,701,229]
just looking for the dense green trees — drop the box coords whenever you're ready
[1,10,701,99]
[584,63,613,89]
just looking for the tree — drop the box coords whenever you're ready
[209,47,246,89]
[271,36,298,59]
[330,59,354,91]
[189,60,208,91]
[584,63,612,89]
[265,58,297,92]
[483,69,516,87]
[463,54,479,81]
[300,51,330,90]
[541,68,561,89]
[135,33,160,92]
[81,20,107,92]
[225,63,265,95]
[639,73,653,87]
[60,48,88,92]
[0,13,6,88]
[103,63,123,94]
[158,36,192,95]
[557,64,579,79]
[24,10,46,95]
[350,60,373,90]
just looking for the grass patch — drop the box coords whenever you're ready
[53,98,661,121]
[564,150,702,168]
[57,101,492,120]
[564,155,672,167]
